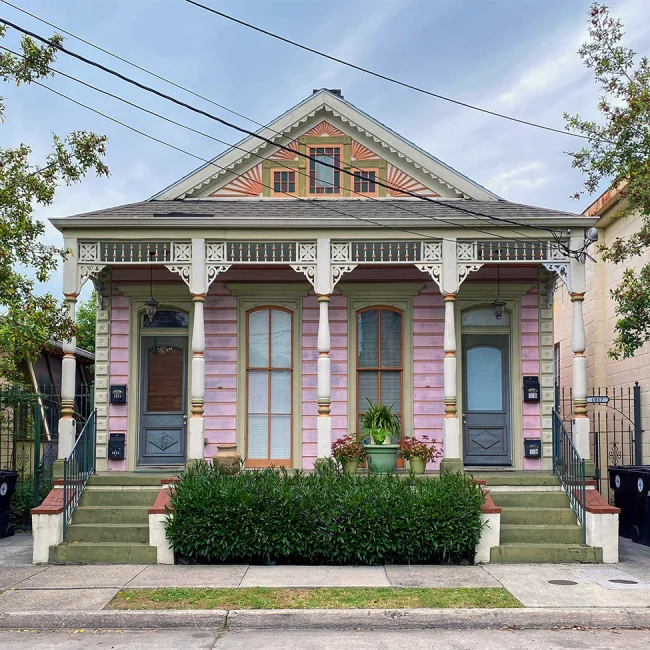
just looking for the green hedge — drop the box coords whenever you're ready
[10,477,52,528]
[165,462,485,565]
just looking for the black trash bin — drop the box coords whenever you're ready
[0,470,18,539]
[609,466,650,545]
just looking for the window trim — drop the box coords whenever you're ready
[271,168,297,196]
[309,146,341,194]
[356,306,404,438]
[245,306,294,467]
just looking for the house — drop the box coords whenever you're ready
[36,89,619,564]
[554,184,649,482]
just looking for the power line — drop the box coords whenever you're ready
[0,44,543,247]
[0,16,565,240]
[183,0,591,142]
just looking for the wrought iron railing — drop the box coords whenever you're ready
[552,409,586,545]
[63,410,97,541]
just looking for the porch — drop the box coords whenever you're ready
[54,235,592,474]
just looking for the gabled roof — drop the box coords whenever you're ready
[152,89,500,202]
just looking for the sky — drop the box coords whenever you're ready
[2,0,649,298]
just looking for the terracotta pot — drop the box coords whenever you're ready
[213,443,241,474]
[342,459,359,476]
[409,457,426,475]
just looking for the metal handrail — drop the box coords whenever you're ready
[62,410,97,541]
[552,409,587,545]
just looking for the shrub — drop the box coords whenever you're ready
[165,462,485,565]
[10,476,52,528]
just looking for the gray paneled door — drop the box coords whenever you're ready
[138,335,187,466]
[462,334,511,466]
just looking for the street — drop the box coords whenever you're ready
[4,628,650,649]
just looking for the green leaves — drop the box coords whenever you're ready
[0,27,109,379]
[75,292,97,353]
[361,399,401,444]
[165,462,485,566]
[566,4,650,359]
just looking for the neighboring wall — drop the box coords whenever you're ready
[554,205,650,462]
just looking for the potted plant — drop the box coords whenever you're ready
[400,435,442,475]
[331,434,366,475]
[361,399,401,473]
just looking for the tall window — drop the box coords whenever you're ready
[309,147,341,194]
[247,308,293,466]
[357,308,403,432]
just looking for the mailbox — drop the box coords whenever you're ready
[110,385,127,404]
[523,376,540,403]
[108,433,126,460]
[524,439,542,458]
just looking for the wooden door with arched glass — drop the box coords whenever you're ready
[246,307,293,467]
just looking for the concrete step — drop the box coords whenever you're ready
[65,523,149,544]
[489,491,570,508]
[49,542,156,564]
[72,506,150,525]
[471,473,560,487]
[88,473,177,487]
[500,507,578,526]
[79,490,158,507]
[490,543,602,563]
[500,524,584,545]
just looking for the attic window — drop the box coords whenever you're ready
[353,171,377,194]
[273,171,296,194]
[309,147,340,194]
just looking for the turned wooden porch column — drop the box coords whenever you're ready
[316,238,332,460]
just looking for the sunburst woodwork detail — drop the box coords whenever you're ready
[304,121,344,137]
[211,164,263,197]
[269,140,299,160]
[351,139,379,160]
[385,164,440,197]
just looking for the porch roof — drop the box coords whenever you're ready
[51,198,597,231]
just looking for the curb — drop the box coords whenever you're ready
[1,608,650,630]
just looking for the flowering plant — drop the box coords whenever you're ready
[399,435,442,462]
[331,434,367,462]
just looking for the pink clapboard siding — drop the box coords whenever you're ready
[521,286,542,469]
[413,283,445,469]
[108,285,129,471]
[203,283,237,458]
[301,291,347,469]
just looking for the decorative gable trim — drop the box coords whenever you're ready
[385,164,440,198]
[304,120,344,137]
[351,139,379,161]
[269,140,299,160]
[210,163,263,197]
[157,92,497,200]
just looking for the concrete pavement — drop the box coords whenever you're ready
[4,628,650,649]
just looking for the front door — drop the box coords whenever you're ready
[139,335,187,466]
[462,333,511,466]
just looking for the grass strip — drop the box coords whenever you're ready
[109,587,520,610]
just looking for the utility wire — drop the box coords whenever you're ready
[0,16,566,241]
[0,44,543,247]
[183,0,591,142]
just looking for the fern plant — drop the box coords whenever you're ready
[361,399,401,444]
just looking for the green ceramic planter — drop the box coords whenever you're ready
[408,457,426,475]
[365,444,400,474]
[342,459,359,476]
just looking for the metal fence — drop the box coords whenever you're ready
[63,410,97,541]
[0,384,93,527]
[557,384,642,503]
[552,409,587,544]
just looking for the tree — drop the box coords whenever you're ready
[0,27,109,379]
[75,292,97,354]
[564,3,650,359]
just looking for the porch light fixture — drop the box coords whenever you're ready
[491,262,506,321]
[144,251,159,322]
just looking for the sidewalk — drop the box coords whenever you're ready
[3,533,650,628]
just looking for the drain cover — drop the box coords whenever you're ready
[609,579,638,584]
[548,579,578,585]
